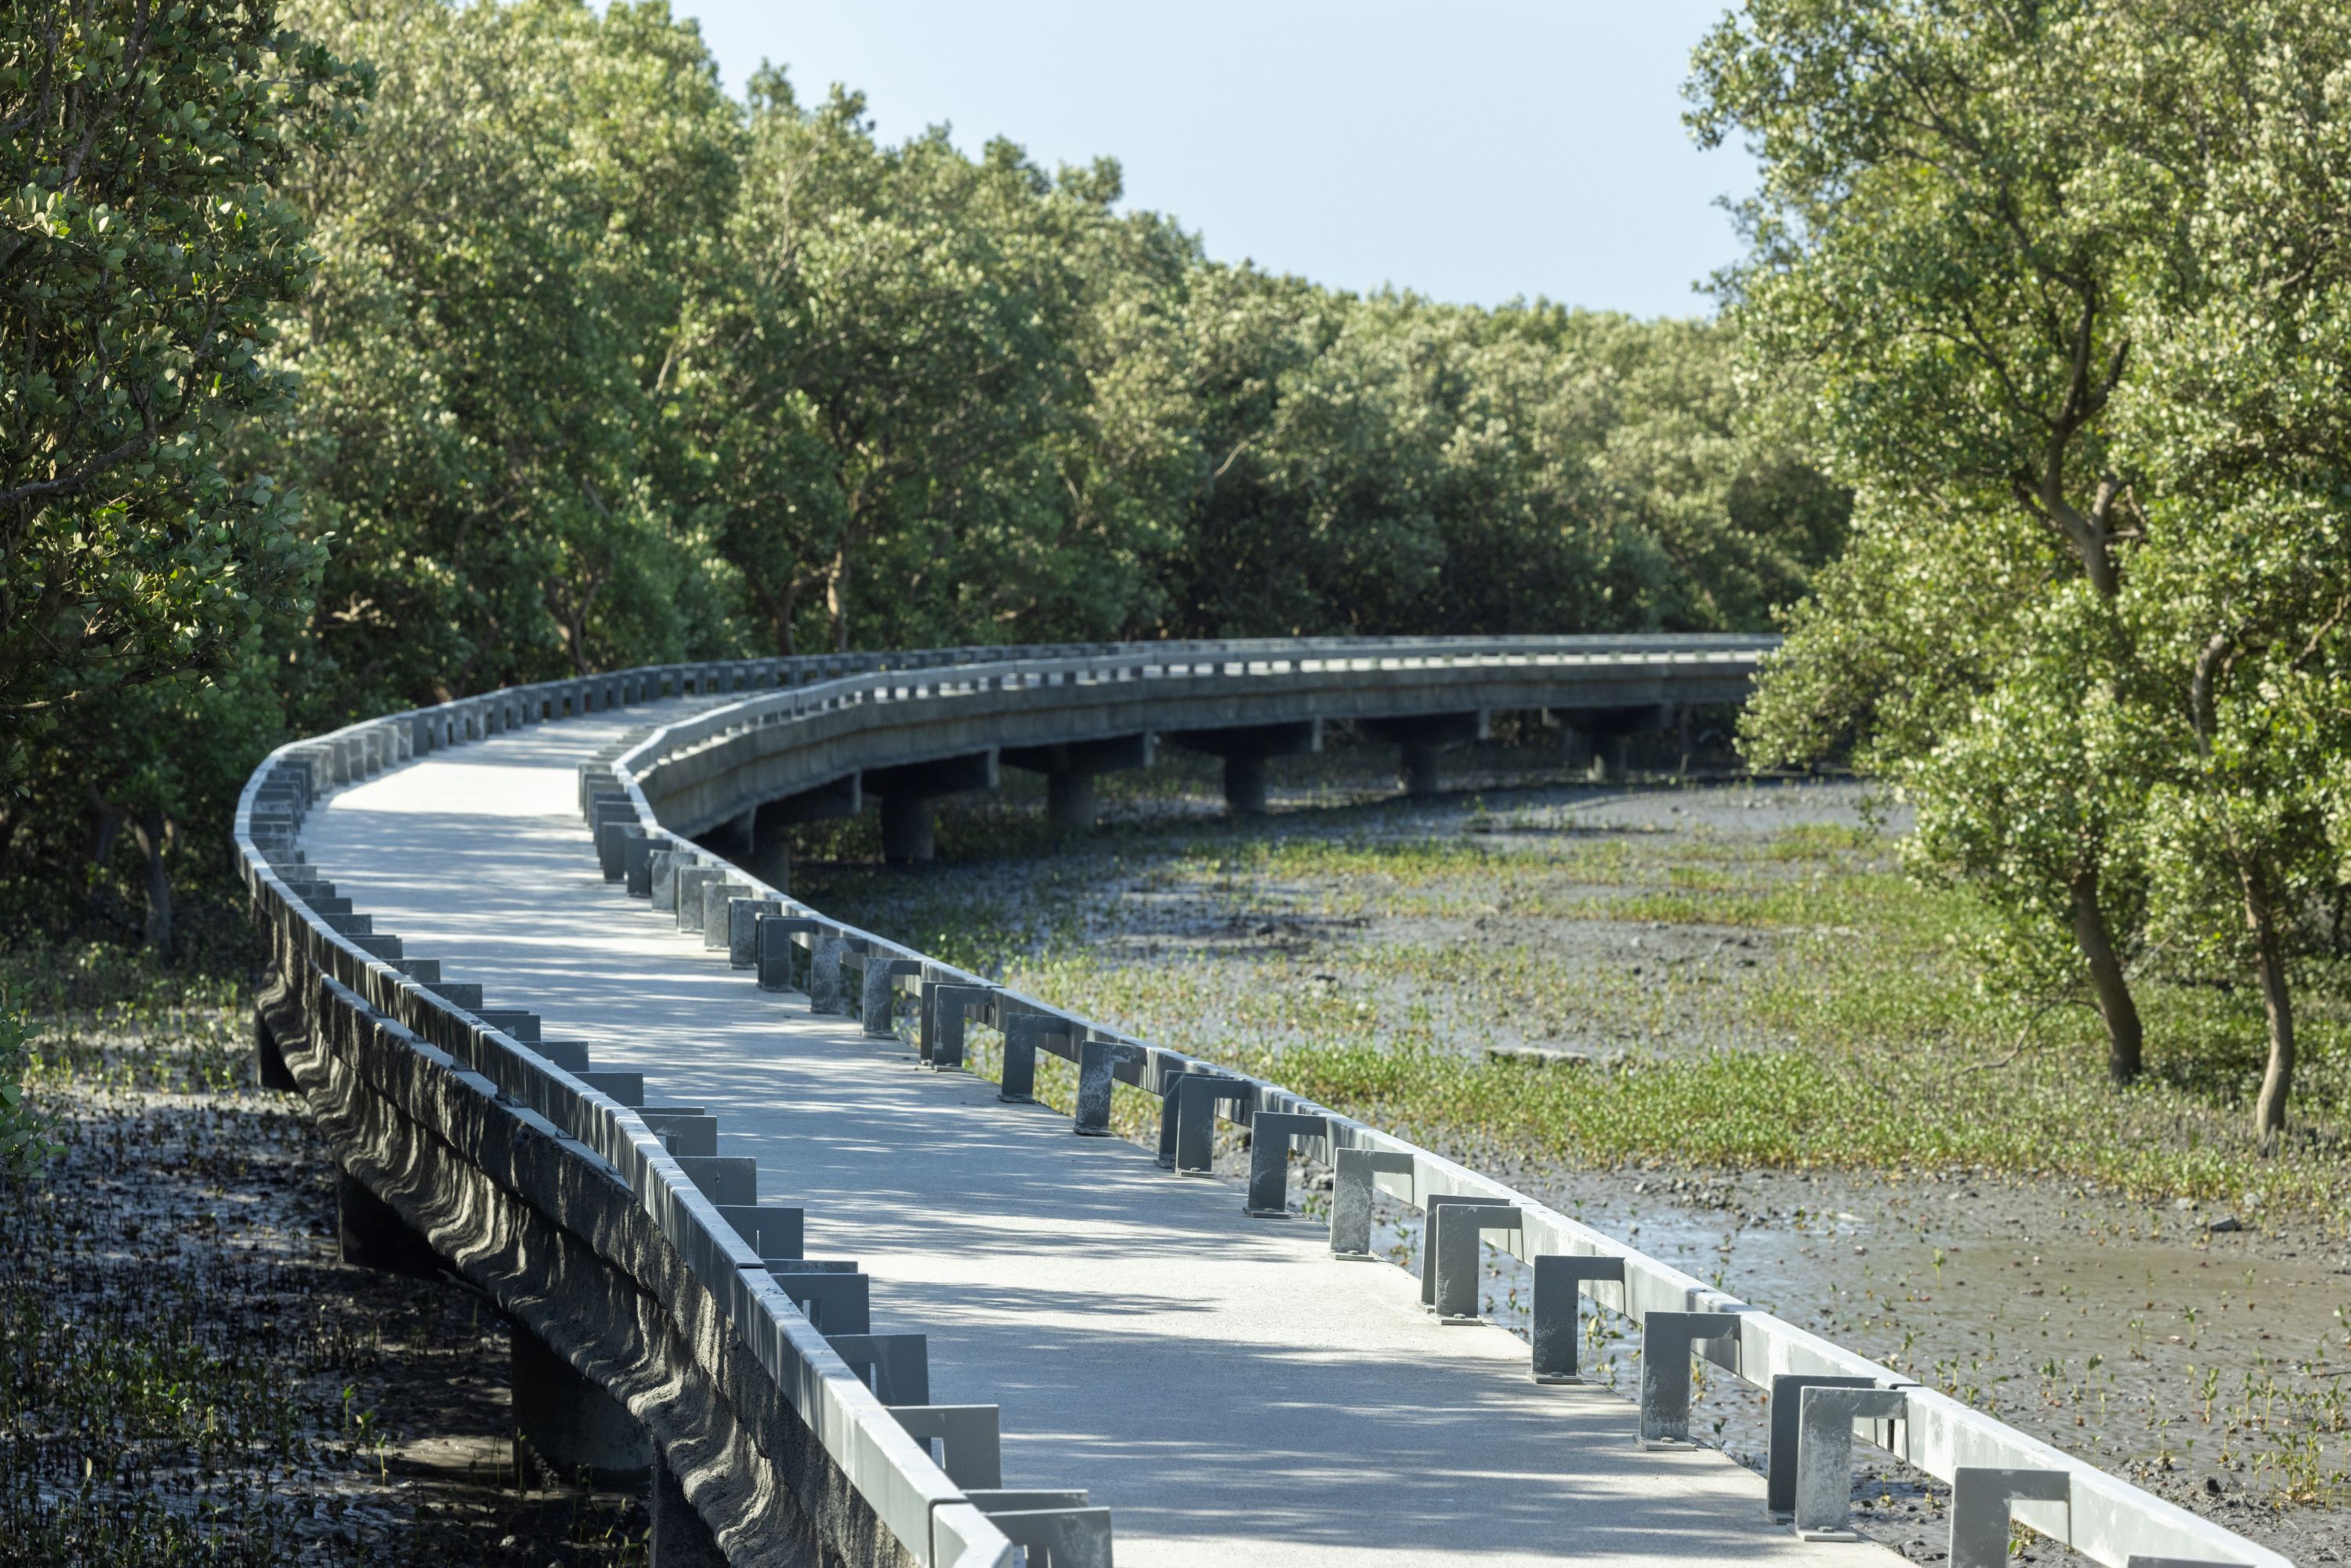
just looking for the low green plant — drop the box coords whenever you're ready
[0,994,57,1182]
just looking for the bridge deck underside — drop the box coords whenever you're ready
[302,700,1892,1567]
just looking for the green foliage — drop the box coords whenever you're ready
[1157,287,1847,639]
[1706,0,2351,1123]
[686,77,1121,653]
[0,994,56,1182]
[5,0,1847,957]
[272,0,745,712]
[0,1,360,770]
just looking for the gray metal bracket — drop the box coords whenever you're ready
[1638,1310,1741,1449]
[825,1332,929,1407]
[1001,1013,1074,1103]
[964,1495,1091,1514]
[891,1405,1002,1489]
[922,983,994,1070]
[1531,1253,1626,1382]
[1163,1070,1251,1174]
[640,1111,717,1157]
[1244,1111,1329,1216]
[965,1490,1088,1514]
[985,1507,1113,1568]
[1421,1197,1519,1317]
[576,1070,643,1106]
[755,914,818,993]
[717,1204,804,1260]
[1764,1373,1874,1518]
[728,896,783,968]
[1074,1038,1143,1132]
[1793,1385,1908,1540]
[770,1267,871,1334]
[1951,1467,2070,1568]
[1329,1147,1415,1258]
[672,1155,755,1205]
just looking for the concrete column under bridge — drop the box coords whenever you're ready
[1167,720,1320,814]
[512,1323,653,1489]
[743,773,865,892]
[1360,711,1490,798]
[861,750,998,864]
[1001,733,1156,834]
[335,1168,447,1278]
[1552,703,1675,781]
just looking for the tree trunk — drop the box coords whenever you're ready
[130,810,173,963]
[87,788,124,917]
[757,577,799,657]
[2069,873,2143,1085]
[2244,868,2295,1142]
[826,538,850,654]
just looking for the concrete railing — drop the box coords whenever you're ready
[236,634,2289,1568]
[237,668,1047,1568]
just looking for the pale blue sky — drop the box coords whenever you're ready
[670,2,1752,319]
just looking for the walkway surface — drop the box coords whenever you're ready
[302,699,1899,1567]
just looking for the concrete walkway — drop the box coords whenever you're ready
[302,700,1898,1567]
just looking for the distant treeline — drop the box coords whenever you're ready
[0,0,1845,948]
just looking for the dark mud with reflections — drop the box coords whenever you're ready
[1,1062,646,1565]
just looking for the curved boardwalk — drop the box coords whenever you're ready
[302,697,1895,1567]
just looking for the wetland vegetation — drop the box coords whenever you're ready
[796,734,2351,1560]
[0,947,649,1565]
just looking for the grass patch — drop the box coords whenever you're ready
[797,757,2351,1222]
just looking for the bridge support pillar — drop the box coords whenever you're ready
[1168,722,1320,817]
[1560,704,1672,782]
[1557,723,1593,775]
[1224,755,1269,815]
[745,774,863,887]
[511,1321,652,1488]
[863,751,998,865]
[1048,771,1097,832]
[1400,744,1441,798]
[879,795,936,864]
[254,1001,296,1092]
[336,1169,444,1277]
[1362,712,1487,798]
[1002,734,1154,835]
[650,1450,728,1568]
